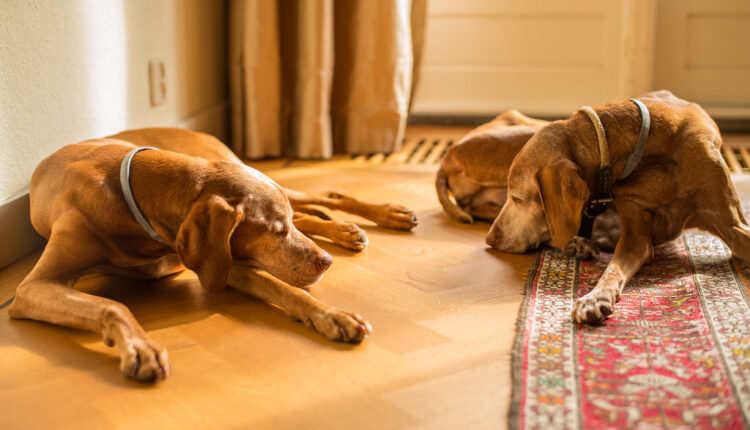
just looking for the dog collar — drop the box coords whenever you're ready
[619,99,651,180]
[120,147,167,244]
[579,105,614,218]
[577,99,650,239]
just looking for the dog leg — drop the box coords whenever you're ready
[9,230,170,382]
[571,209,653,324]
[723,225,750,262]
[285,189,418,231]
[227,266,372,342]
[293,212,369,251]
[293,205,332,221]
[708,216,750,263]
[10,279,170,382]
[563,236,599,260]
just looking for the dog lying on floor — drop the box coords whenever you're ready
[436,109,549,224]
[9,127,416,382]
[484,90,750,324]
[436,109,620,254]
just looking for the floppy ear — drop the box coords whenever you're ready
[175,195,243,292]
[537,159,590,249]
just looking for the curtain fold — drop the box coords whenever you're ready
[229,0,425,159]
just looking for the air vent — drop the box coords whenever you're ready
[286,131,750,172]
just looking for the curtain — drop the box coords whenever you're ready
[229,0,426,159]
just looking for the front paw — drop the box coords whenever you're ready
[330,221,368,251]
[563,236,599,260]
[374,204,418,231]
[305,309,372,343]
[571,291,616,324]
[119,338,171,382]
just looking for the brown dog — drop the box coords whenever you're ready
[436,110,549,224]
[436,110,620,254]
[9,127,415,382]
[485,90,750,324]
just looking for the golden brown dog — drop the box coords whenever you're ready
[436,110,620,254]
[485,90,750,324]
[436,110,549,223]
[9,127,415,382]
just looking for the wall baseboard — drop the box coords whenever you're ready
[0,100,230,270]
[0,190,46,269]
[409,114,750,133]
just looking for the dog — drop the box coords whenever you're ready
[9,127,415,382]
[436,110,620,254]
[484,90,750,324]
[436,110,549,224]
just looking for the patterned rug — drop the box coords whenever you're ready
[510,229,750,429]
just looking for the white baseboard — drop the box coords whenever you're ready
[0,100,230,270]
[0,190,46,269]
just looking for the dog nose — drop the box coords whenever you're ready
[485,229,501,249]
[317,252,333,271]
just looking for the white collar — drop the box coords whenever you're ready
[119,147,167,244]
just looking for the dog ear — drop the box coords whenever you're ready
[537,159,590,249]
[175,195,243,292]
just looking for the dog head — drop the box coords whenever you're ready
[485,125,589,253]
[175,162,332,291]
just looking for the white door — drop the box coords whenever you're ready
[413,0,750,119]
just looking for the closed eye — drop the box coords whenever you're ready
[270,221,290,236]
[511,196,524,204]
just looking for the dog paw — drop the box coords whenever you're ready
[563,236,599,260]
[119,338,171,382]
[374,204,418,231]
[305,310,372,343]
[571,291,615,324]
[330,221,368,251]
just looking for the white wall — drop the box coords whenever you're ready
[0,0,228,204]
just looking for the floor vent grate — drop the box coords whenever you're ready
[341,134,750,173]
[348,136,457,165]
[723,144,750,174]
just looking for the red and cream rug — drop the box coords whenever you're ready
[510,230,750,429]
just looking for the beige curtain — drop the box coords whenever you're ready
[229,0,426,159]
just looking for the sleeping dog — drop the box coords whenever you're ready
[436,109,620,254]
[9,128,415,382]
[484,91,750,324]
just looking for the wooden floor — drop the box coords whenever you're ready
[0,134,533,429]
[3,129,750,429]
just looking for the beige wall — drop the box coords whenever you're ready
[0,0,228,204]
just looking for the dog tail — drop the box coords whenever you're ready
[436,165,473,223]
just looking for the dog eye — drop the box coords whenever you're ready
[270,221,289,236]
[511,196,524,204]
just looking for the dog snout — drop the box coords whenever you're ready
[317,252,333,272]
[485,228,502,249]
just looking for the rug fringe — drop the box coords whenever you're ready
[507,250,542,429]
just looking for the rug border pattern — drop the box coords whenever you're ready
[685,231,750,428]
